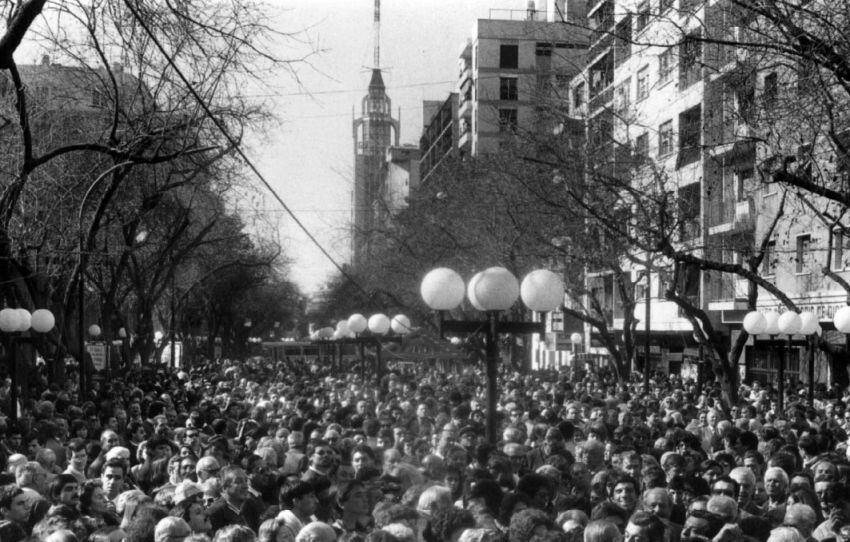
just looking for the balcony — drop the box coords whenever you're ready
[707,273,748,311]
[458,98,472,120]
[708,197,754,235]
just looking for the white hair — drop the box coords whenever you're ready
[764,466,789,486]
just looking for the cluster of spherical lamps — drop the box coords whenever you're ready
[311,313,412,379]
[0,307,55,424]
[743,309,820,412]
[420,266,565,444]
[0,308,56,334]
[421,267,565,314]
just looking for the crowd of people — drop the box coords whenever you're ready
[0,356,848,542]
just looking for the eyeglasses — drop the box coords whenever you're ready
[314,449,332,456]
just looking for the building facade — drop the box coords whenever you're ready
[570,0,850,386]
[352,68,400,267]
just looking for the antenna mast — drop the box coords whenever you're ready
[373,0,380,68]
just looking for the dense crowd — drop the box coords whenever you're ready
[0,357,848,542]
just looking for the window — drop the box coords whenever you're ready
[91,88,108,108]
[678,183,701,240]
[679,31,703,88]
[796,234,812,274]
[500,44,518,69]
[763,72,778,104]
[615,78,631,115]
[637,66,650,100]
[536,43,553,57]
[573,82,586,110]
[635,132,649,157]
[659,120,674,156]
[832,229,850,271]
[498,108,518,132]
[677,105,702,167]
[636,1,650,32]
[737,168,753,201]
[660,0,675,11]
[659,49,675,84]
[764,240,776,276]
[500,77,518,100]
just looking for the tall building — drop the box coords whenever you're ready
[351,0,401,267]
[458,1,589,157]
[352,67,400,268]
[571,0,850,386]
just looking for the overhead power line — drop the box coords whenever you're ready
[122,0,367,296]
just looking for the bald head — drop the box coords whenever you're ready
[707,495,738,523]
[784,503,817,539]
[643,487,672,519]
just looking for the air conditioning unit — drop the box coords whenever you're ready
[734,198,755,228]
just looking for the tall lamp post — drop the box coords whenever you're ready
[743,309,819,413]
[0,308,55,423]
[324,313,410,381]
[420,267,564,444]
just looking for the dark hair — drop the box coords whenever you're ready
[686,509,725,538]
[80,480,103,515]
[469,478,503,516]
[628,511,666,540]
[49,473,80,502]
[279,480,316,509]
[123,504,168,542]
[499,491,531,526]
[431,507,475,542]
[0,484,23,510]
[102,458,126,477]
[590,501,628,523]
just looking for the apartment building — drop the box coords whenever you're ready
[465,7,588,156]
[571,0,850,385]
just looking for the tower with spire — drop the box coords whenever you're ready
[351,0,399,268]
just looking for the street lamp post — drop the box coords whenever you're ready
[570,332,583,371]
[744,309,819,413]
[420,267,564,444]
[0,308,55,423]
[322,313,410,382]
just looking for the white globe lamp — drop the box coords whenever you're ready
[467,272,486,311]
[570,332,583,345]
[421,268,465,311]
[348,313,368,334]
[336,320,350,336]
[471,267,519,311]
[777,311,802,335]
[390,314,411,335]
[0,308,20,333]
[520,269,565,312]
[763,311,780,335]
[834,306,850,333]
[798,312,819,335]
[30,309,55,333]
[368,313,390,335]
[88,324,102,337]
[742,311,766,335]
[15,309,31,332]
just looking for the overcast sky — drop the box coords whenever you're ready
[252,0,525,295]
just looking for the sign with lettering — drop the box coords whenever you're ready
[86,343,107,371]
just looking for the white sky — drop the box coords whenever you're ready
[251,0,526,296]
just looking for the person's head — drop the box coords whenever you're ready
[100,429,120,451]
[337,480,370,517]
[221,466,250,504]
[154,516,192,542]
[610,476,638,513]
[642,488,671,519]
[729,466,756,508]
[417,485,453,517]
[294,522,336,542]
[681,509,724,540]
[711,476,739,501]
[101,458,126,499]
[280,480,319,517]
[510,508,557,542]
[583,520,621,542]
[50,474,81,506]
[430,507,475,542]
[171,498,211,535]
[706,495,738,524]
[0,484,27,524]
[195,457,221,482]
[765,467,789,500]
[766,526,806,542]
[783,503,817,539]
[17,460,49,492]
[352,445,376,473]
[80,480,110,516]
[624,511,665,542]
